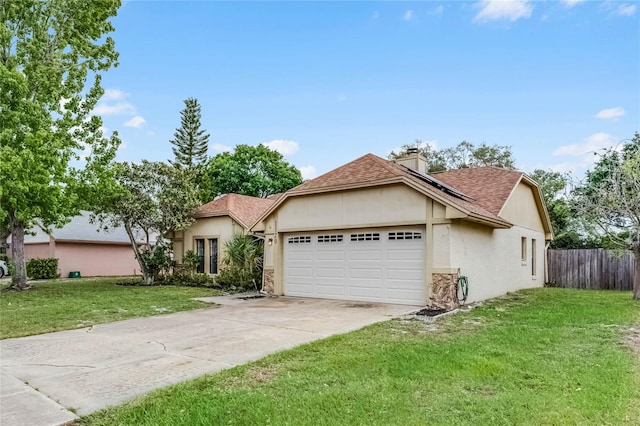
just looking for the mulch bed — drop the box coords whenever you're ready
[414,308,448,317]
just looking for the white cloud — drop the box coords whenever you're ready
[473,0,533,23]
[561,0,585,7]
[404,10,415,21]
[93,101,136,116]
[264,139,299,156]
[211,143,232,153]
[124,115,147,128]
[299,165,318,180]
[595,107,625,120]
[614,4,637,16]
[102,89,129,101]
[431,5,444,16]
[553,132,617,157]
[93,88,140,119]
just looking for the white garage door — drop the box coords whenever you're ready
[284,228,425,305]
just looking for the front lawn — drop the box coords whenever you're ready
[81,288,640,425]
[0,278,221,339]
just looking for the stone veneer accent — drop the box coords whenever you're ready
[262,268,275,294]
[430,273,459,311]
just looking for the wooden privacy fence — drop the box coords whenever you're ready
[547,249,636,291]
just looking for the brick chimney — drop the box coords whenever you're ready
[394,147,428,174]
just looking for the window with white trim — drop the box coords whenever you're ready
[531,239,537,277]
[389,231,422,241]
[288,236,311,244]
[350,233,380,242]
[318,234,343,243]
[521,237,527,264]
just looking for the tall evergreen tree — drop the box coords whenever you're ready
[170,98,210,169]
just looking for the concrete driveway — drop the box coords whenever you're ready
[0,295,417,426]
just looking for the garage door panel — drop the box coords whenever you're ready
[387,268,423,280]
[316,284,347,296]
[316,250,346,261]
[316,268,346,278]
[349,285,382,299]
[286,283,314,295]
[285,228,425,305]
[349,250,382,261]
[349,268,382,279]
[288,251,313,261]
[287,267,313,278]
[386,249,423,261]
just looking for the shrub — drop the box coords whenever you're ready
[158,271,216,288]
[138,242,173,284]
[182,250,200,276]
[215,235,263,291]
[26,258,59,280]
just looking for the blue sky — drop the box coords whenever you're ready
[96,0,639,180]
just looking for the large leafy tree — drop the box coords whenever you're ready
[94,161,201,285]
[573,132,640,300]
[0,0,121,289]
[529,169,595,249]
[170,97,210,169]
[390,140,515,172]
[204,144,303,199]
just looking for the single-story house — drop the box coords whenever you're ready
[168,194,278,274]
[8,212,141,278]
[251,150,553,308]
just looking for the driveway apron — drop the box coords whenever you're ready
[0,295,416,426]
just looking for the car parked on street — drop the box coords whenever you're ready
[0,260,9,278]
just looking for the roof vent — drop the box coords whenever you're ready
[406,147,419,154]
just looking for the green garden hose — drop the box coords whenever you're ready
[456,273,469,305]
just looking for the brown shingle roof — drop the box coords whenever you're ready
[431,167,523,215]
[194,194,276,228]
[293,154,404,192]
[284,154,517,227]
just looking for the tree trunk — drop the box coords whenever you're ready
[633,249,639,301]
[10,218,28,290]
[124,223,153,285]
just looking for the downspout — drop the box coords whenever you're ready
[544,240,551,284]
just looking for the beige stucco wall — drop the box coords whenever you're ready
[500,182,545,232]
[274,185,428,232]
[55,242,139,277]
[432,223,452,268]
[260,181,548,305]
[177,216,246,274]
[261,184,431,296]
[448,221,545,303]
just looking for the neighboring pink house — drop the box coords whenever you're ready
[8,212,141,278]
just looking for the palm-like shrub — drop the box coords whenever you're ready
[216,235,263,290]
[182,250,200,276]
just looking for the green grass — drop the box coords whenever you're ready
[80,288,640,426]
[0,278,221,339]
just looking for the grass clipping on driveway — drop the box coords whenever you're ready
[81,288,640,425]
[0,278,221,339]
